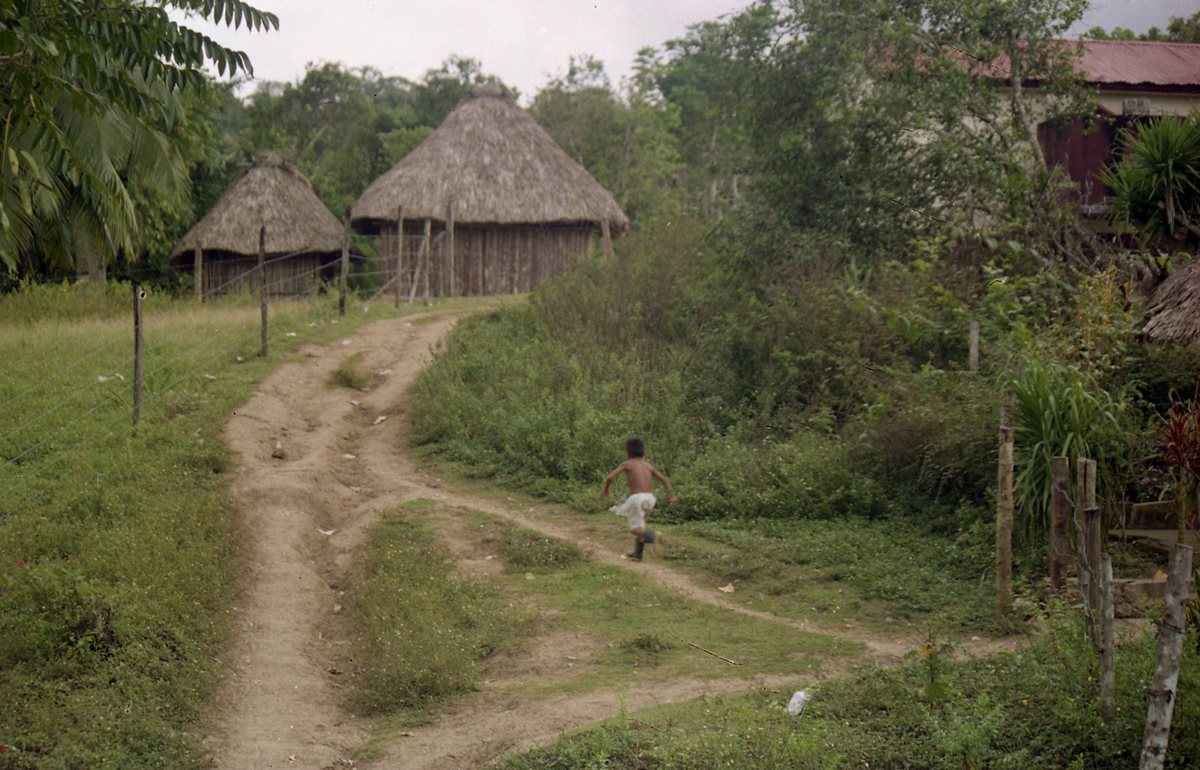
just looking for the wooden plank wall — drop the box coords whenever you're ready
[381,222,594,297]
[197,254,330,297]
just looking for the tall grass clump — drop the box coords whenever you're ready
[348,515,516,714]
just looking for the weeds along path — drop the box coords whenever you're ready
[210,310,1014,770]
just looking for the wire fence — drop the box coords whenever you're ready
[0,243,396,503]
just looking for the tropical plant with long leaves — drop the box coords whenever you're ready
[0,0,279,274]
[1011,357,1124,546]
[1102,113,1200,245]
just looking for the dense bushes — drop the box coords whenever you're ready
[412,214,1000,526]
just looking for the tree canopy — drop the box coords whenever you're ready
[0,0,278,276]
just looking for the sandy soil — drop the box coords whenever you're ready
[205,311,1016,770]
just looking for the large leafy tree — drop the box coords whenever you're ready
[652,2,778,216]
[0,0,278,276]
[752,0,1090,261]
[531,55,682,226]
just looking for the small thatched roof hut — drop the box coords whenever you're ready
[171,152,344,297]
[352,84,628,297]
[1143,258,1200,343]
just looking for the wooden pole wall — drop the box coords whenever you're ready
[193,246,203,302]
[447,202,456,297]
[395,206,404,309]
[339,205,350,316]
[258,226,268,358]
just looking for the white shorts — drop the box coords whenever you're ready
[611,492,657,530]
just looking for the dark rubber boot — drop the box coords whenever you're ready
[625,537,645,561]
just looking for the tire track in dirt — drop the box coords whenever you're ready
[208,311,1017,770]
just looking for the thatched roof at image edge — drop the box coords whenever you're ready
[352,84,629,232]
[170,153,343,263]
[1143,258,1200,343]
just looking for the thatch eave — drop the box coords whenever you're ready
[170,152,344,265]
[1142,257,1200,343]
[351,85,629,234]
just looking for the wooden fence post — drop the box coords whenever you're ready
[969,319,980,373]
[1050,456,1071,591]
[447,201,456,297]
[600,219,614,259]
[1099,551,1116,721]
[1140,543,1195,770]
[258,226,268,358]
[339,205,350,316]
[193,246,203,302]
[132,283,143,435]
[996,422,1015,616]
[394,206,404,309]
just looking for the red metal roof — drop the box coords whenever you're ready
[1074,39,1200,89]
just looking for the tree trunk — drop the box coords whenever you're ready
[1139,543,1194,770]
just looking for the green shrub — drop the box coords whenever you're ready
[678,433,891,521]
[496,526,585,572]
[349,515,516,714]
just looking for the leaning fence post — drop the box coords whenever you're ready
[339,205,350,316]
[1050,456,1071,591]
[969,319,980,373]
[1140,543,1194,770]
[996,418,1015,617]
[258,226,268,358]
[132,282,144,435]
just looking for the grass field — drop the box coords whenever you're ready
[0,283,457,767]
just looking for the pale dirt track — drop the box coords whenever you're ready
[205,311,1015,770]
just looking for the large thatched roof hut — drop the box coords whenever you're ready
[171,152,344,297]
[352,84,628,297]
[1143,258,1200,343]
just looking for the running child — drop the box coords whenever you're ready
[601,437,678,561]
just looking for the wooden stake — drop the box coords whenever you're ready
[447,201,456,297]
[1082,506,1102,644]
[132,283,143,435]
[422,218,431,304]
[1050,456,1071,591]
[1099,551,1115,722]
[969,319,980,373]
[339,205,350,316]
[193,246,203,302]
[1140,543,1194,770]
[394,206,404,309]
[996,423,1015,616]
[258,226,268,358]
[600,219,614,259]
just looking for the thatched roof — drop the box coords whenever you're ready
[352,84,628,232]
[170,152,343,263]
[1143,258,1200,343]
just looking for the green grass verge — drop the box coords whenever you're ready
[0,290,475,767]
[497,618,1200,769]
[665,516,999,634]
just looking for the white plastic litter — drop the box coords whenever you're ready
[787,690,811,716]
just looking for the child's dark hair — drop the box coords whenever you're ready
[625,437,645,458]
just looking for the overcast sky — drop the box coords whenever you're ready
[185,0,1199,100]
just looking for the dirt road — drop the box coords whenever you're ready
[205,311,1005,770]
